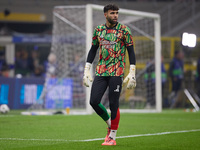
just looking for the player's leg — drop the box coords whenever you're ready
[109,76,122,138]
[102,76,122,145]
[90,76,111,127]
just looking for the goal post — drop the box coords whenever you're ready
[45,4,162,114]
[154,16,162,113]
[85,5,93,114]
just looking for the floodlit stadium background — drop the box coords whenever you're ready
[0,0,200,111]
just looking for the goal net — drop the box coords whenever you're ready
[43,4,161,114]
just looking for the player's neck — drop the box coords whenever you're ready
[106,21,117,28]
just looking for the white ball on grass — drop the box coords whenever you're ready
[0,104,10,114]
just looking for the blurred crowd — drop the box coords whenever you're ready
[0,51,9,77]
[15,49,44,78]
[144,50,200,109]
[0,49,47,78]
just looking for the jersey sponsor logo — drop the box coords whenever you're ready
[101,40,117,49]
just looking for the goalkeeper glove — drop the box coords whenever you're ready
[123,65,136,89]
[83,62,93,87]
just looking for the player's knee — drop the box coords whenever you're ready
[89,100,94,107]
[90,100,98,107]
[109,102,119,112]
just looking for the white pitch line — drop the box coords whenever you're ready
[116,129,200,139]
[0,129,200,142]
[80,129,200,142]
[0,115,15,117]
[0,138,70,142]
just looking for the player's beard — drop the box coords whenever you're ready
[107,16,117,25]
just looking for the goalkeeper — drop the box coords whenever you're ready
[83,4,136,146]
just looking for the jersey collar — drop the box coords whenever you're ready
[105,22,118,29]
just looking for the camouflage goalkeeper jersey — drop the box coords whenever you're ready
[92,22,133,77]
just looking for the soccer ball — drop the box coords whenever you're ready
[0,104,10,114]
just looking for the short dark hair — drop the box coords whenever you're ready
[104,4,119,13]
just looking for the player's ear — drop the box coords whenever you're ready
[104,12,107,18]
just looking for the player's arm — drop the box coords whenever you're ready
[127,46,136,65]
[83,27,99,87]
[123,26,136,89]
[123,45,136,89]
[86,45,99,63]
[83,43,99,87]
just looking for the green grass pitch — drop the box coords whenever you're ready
[0,110,200,150]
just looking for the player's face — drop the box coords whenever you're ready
[105,10,118,25]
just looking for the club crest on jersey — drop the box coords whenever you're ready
[100,34,104,38]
